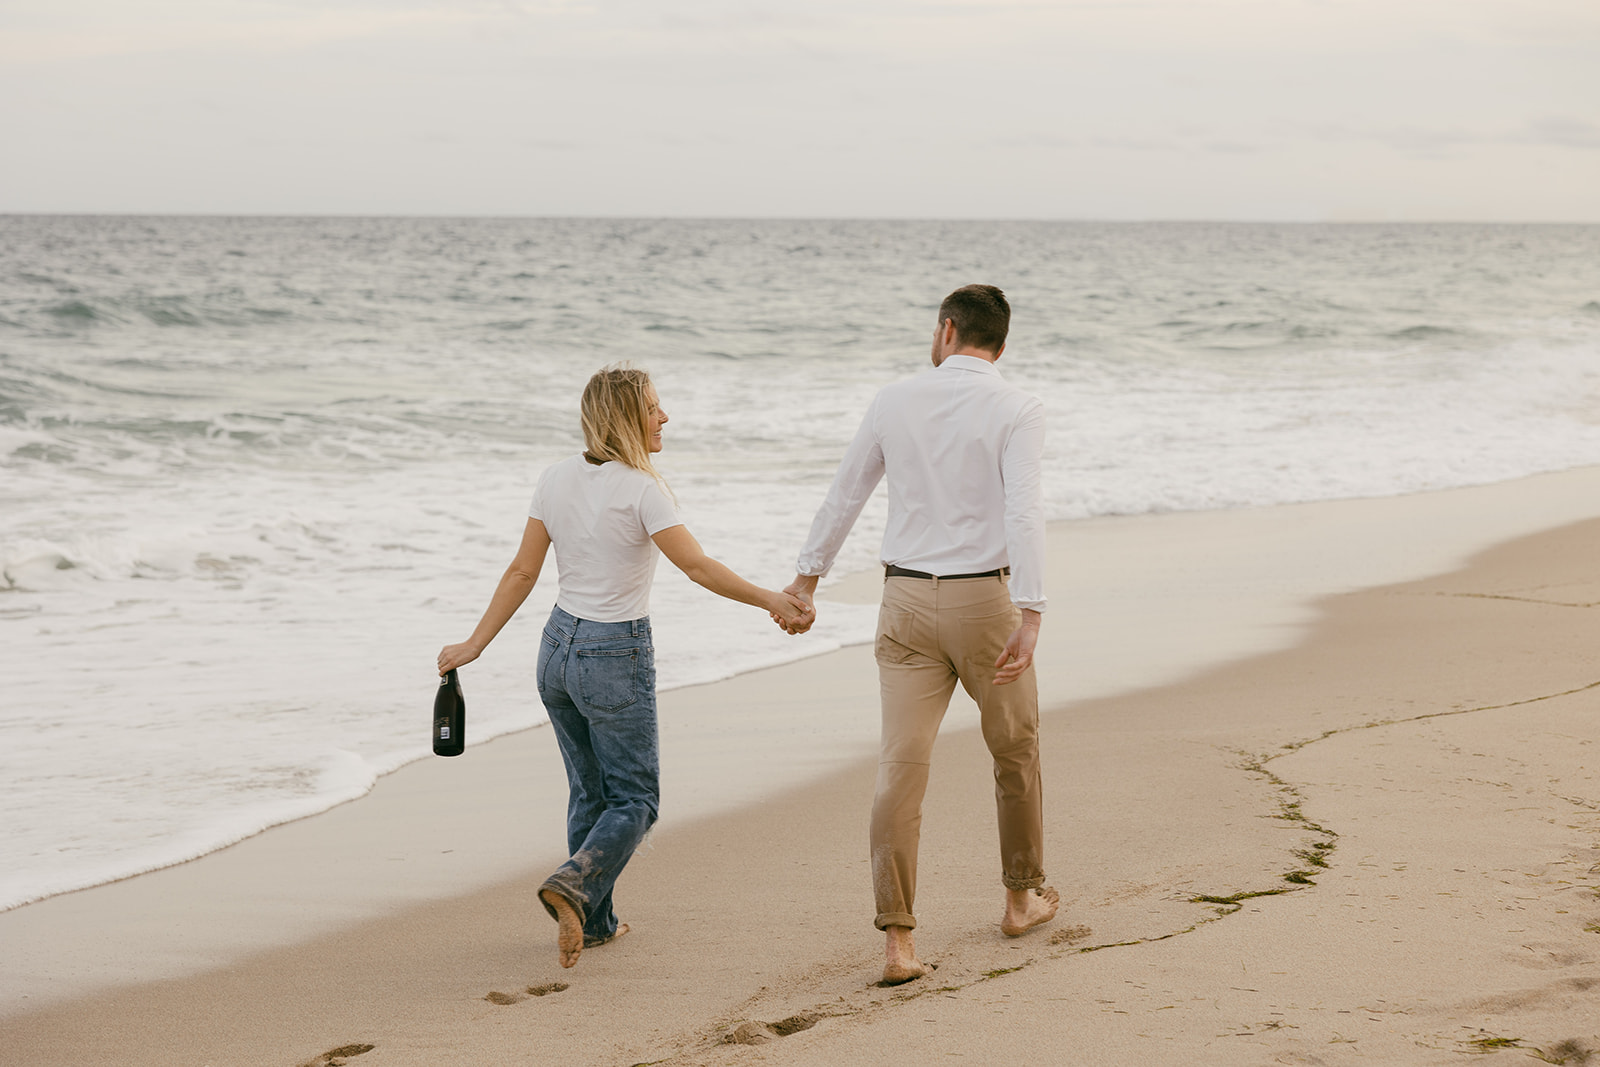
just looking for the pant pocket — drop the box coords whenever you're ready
[574,647,640,712]
[874,605,921,666]
[536,631,561,698]
[958,606,1019,672]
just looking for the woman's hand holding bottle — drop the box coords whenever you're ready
[437,641,483,676]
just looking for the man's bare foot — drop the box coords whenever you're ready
[540,888,583,968]
[1001,885,1060,937]
[585,922,630,949]
[881,925,927,986]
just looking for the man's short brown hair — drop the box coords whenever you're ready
[938,284,1010,354]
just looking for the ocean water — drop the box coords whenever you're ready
[3,217,1599,911]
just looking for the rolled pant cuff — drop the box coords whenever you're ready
[874,911,917,931]
[1002,872,1045,891]
[537,879,585,925]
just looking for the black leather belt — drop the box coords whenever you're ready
[885,565,1010,581]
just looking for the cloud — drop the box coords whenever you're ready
[0,1,484,63]
[987,132,1263,155]
[1287,116,1600,156]
[984,113,1598,165]
[1516,116,1600,149]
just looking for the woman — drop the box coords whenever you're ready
[437,364,811,969]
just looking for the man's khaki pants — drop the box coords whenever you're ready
[871,573,1045,930]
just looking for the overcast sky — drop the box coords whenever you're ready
[2,0,1597,220]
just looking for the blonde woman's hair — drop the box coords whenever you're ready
[580,363,671,493]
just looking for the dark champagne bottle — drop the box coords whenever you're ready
[433,668,465,757]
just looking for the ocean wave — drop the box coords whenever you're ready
[9,439,75,464]
[30,293,300,332]
[0,545,82,590]
[1387,324,1461,340]
[0,499,408,605]
[0,530,233,591]
[45,299,106,323]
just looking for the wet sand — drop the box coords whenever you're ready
[4,472,1600,1065]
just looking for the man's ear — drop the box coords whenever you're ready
[994,342,1006,359]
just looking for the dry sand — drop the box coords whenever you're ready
[3,475,1600,1066]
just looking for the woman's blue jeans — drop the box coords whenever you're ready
[535,605,660,946]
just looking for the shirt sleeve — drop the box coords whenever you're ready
[795,393,887,577]
[1001,397,1048,613]
[637,476,682,536]
[528,466,551,520]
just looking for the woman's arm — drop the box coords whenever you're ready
[652,524,814,628]
[437,518,552,674]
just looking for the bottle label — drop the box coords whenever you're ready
[440,726,451,740]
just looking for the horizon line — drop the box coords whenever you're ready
[3,212,1597,226]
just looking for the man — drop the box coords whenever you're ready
[782,283,1058,986]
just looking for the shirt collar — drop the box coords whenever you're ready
[938,353,1001,376]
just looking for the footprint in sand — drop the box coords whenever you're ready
[485,982,570,1005]
[721,1013,821,1045]
[527,982,569,997]
[297,1043,375,1067]
[1049,923,1093,946]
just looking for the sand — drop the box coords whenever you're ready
[3,471,1600,1066]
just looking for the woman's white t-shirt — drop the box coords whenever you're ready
[528,455,681,623]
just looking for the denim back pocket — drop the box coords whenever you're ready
[574,647,640,712]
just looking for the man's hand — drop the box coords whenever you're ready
[770,590,815,631]
[993,609,1041,685]
[773,574,819,635]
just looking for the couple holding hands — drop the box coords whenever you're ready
[436,284,1058,986]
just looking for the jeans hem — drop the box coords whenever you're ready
[874,911,917,931]
[538,881,585,926]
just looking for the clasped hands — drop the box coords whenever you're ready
[771,574,818,635]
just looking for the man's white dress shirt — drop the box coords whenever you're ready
[795,354,1047,613]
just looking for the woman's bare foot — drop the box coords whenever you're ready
[1001,885,1060,937]
[539,888,584,968]
[881,925,927,986]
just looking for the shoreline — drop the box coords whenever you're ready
[13,467,1600,918]
[5,468,1600,1057]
